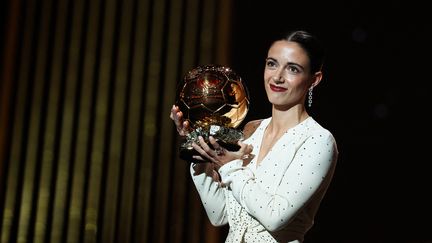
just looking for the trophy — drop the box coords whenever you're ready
[175,64,250,162]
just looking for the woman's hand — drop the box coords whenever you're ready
[191,136,254,168]
[169,105,191,136]
[191,162,221,182]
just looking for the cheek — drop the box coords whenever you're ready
[264,72,275,83]
[289,76,309,88]
[263,68,273,81]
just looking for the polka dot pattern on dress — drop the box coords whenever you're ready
[189,117,338,242]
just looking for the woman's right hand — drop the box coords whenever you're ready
[170,105,191,136]
[191,136,254,168]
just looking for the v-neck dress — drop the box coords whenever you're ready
[190,117,338,243]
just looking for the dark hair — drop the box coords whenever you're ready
[283,30,325,74]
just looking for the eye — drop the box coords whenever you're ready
[265,59,277,68]
[287,65,300,73]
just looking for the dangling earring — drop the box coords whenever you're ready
[308,87,313,107]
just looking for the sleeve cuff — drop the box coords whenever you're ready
[218,159,255,202]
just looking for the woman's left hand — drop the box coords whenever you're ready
[191,136,254,168]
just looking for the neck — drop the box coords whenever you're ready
[268,104,309,134]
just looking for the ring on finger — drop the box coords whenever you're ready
[215,147,224,156]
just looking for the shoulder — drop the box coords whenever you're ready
[306,118,338,152]
[242,119,264,140]
[306,118,331,135]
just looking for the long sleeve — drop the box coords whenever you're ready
[190,163,228,226]
[218,130,338,232]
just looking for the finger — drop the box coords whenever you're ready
[182,120,189,130]
[245,144,253,154]
[198,136,214,154]
[192,142,215,162]
[171,105,192,137]
[192,155,205,161]
[237,141,249,152]
[170,105,180,119]
[174,111,185,132]
[174,111,183,127]
[170,110,179,124]
[170,105,176,119]
[171,104,179,112]
[237,142,253,157]
[170,105,181,122]
[208,136,220,149]
[211,170,221,182]
[209,136,225,157]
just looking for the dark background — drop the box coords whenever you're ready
[0,0,430,242]
[230,0,431,241]
[0,1,7,69]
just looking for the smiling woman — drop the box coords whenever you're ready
[170,30,338,243]
[263,38,322,115]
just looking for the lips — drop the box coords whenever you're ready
[269,84,287,92]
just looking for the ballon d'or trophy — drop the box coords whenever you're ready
[176,64,250,163]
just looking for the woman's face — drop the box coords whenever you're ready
[264,40,317,109]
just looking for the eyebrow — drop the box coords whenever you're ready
[265,57,305,71]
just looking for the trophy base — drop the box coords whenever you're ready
[179,141,241,163]
[178,124,244,163]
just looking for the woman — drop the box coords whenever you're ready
[170,30,338,243]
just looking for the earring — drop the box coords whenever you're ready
[308,87,313,107]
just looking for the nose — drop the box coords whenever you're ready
[272,69,284,83]
[272,76,283,82]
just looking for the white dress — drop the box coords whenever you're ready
[190,117,338,243]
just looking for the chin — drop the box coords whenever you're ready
[267,95,285,105]
[268,100,285,107]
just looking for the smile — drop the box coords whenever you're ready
[269,84,287,92]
